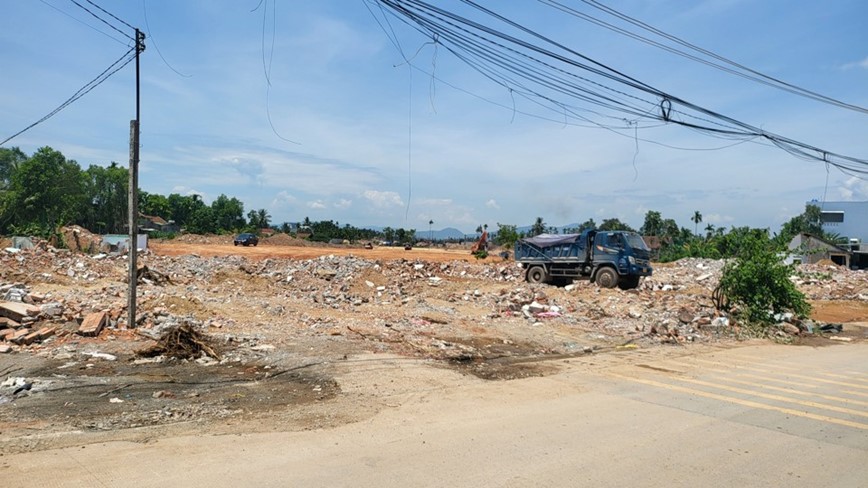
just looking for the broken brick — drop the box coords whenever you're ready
[0,301,40,323]
[78,311,107,337]
[9,329,31,344]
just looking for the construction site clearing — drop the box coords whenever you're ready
[1,230,866,454]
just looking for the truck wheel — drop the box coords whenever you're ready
[618,276,640,290]
[595,267,618,289]
[526,266,547,284]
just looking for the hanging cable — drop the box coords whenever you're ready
[371,0,868,175]
[68,0,134,41]
[1,47,136,146]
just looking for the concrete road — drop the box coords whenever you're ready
[4,343,867,487]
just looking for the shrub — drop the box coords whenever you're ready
[715,232,810,324]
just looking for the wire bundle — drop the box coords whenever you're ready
[370,0,867,174]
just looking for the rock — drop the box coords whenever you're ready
[677,308,694,324]
[0,301,41,322]
[39,302,64,318]
[779,323,800,335]
[709,317,730,328]
[0,344,12,353]
[83,351,117,361]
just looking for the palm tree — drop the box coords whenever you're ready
[704,223,715,240]
[531,217,546,236]
[257,209,271,228]
[428,219,434,241]
[691,211,703,236]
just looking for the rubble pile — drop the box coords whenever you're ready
[0,243,862,358]
[793,263,868,300]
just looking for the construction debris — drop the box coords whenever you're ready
[137,323,221,360]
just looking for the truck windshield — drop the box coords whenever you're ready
[625,233,649,251]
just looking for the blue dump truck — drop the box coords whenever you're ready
[514,230,652,289]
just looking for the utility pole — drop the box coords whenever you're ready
[128,29,145,329]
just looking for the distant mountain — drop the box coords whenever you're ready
[360,226,468,241]
[428,227,466,241]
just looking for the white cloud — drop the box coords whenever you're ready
[307,200,326,209]
[485,199,500,209]
[841,56,868,70]
[271,191,297,207]
[839,177,868,200]
[334,198,352,209]
[171,186,207,202]
[362,190,404,208]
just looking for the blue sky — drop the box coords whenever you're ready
[1,0,866,234]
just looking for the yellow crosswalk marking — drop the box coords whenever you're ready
[609,373,868,430]
[688,357,868,391]
[671,376,868,419]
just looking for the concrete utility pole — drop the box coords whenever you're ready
[127,29,145,329]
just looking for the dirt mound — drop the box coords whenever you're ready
[261,233,312,247]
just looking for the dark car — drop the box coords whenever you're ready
[234,233,259,247]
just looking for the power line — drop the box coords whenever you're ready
[141,0,192,78]
[1,47,136,146]
[371,0,868,175]
[38,0,129,46]
[84,0,135,32]
[68,0,134,41]
[569,0,868,115]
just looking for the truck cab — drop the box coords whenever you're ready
[589,231,652,288]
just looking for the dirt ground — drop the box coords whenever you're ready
[149,241,506,263]
[1,239,865,455]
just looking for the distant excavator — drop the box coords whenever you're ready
[470,230,488,254]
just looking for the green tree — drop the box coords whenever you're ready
[0,146,27,191]
[211,194,245,232]
[187,206,216,234]
[382,226,395,243]
[716,230,810,324]
[578,218,596,232]
[777,203,824,245]
[691,210,703,236]
[640,210,664,236]
[167,193,206,229]
[704,223,715,239]
[530,217,546,236]
[246,208,271,230]
[140,191,171,220]
[2,147,86,236]
[82,162,128,234]
[256,209,271,229]
[599,218,635,232]
[494,222,519,249]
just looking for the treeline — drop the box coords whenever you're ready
[0,146,414,242]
